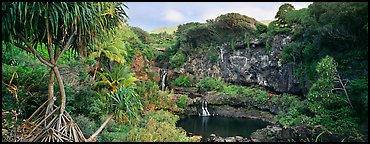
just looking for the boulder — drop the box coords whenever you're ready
[224,137,236,142]
[235,136,243,142]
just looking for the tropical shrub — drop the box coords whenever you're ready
[174,75,191,87]
[222,85,245,96]
[108,85,143,125]
[252,89,269,105]
[256,22,268,34]
[196,77,225,92]
[126,110,200,142]
[97,124,132,142]
[74,115,98,138]
[136,80,176,112]
[271,96,279,105]
[307,56,357,133]
[130,26,151,44]
[96,64,137,92]
[170,52,187,68]
[176,95,189,109]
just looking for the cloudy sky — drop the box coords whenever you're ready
[125,2,313,32]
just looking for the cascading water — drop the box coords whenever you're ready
[199,100,211,116]
[219,47,225,63]
[160,69,168,91]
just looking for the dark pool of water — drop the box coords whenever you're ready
[176,116,268,141]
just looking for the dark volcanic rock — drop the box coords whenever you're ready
[211,106,276,123]
[207,134,252,142]
[178,34,303,94]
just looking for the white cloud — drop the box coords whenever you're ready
[200,3,274,22]
[162,9,186,23]
[199,2,312,22]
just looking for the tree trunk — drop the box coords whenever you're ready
[87,113,114,142]
[83,45,87,57]
[46,17,56,116]
[46,69,55,114]
[53,66,66,115]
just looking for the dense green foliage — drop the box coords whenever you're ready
[196,77,225,92]
[136,80,176,111]
[2,2,368,142]
[130,26,151,44]
[96,64,137,92]
[277,2,368,131]
[2,2,127,57]
[176,95,189,109]
[126,110,200,142]
[275,3,295,29]
[2,47,49,119]
[108,85,143,125]
[196,77,275,106]
[159,13,260,68]
[306,56,357,133]
[170,52,187,68]
[256,22,268,34]
[174,75,191,87]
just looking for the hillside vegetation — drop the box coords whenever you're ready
[150,26,178,34]
[1,2,367,142]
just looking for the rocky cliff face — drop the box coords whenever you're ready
[175,34,302,94]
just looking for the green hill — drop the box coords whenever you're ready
[150,26,177,34]
[259,20,273,26]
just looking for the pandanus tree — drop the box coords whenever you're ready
[2,2,128,142]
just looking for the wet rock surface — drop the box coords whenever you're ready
[204,92,285,114]
[178,34,303,94]
[211,107,276,124]
[207,134,252,142]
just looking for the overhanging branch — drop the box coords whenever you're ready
[14,33,54,68]
[55,29,77,63]
[12,43,33,54]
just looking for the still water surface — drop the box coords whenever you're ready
[177,116,268,141]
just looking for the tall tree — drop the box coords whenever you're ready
[2,2,128,141]
[275,3,295,28]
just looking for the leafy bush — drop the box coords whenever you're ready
[176,95,189,109]
[97,120,133,142]
[222,84,245,96]
[174,75,191,87]
[74,115,98,138]
[256,22,268,33]
[96,64,137,92]
[2,49,49,119]
[196,77,225,92]
[279,112,311,127]
[130,26,151,44]
[126,110,200,142]
[252,89,269,105]
[271,96,279,105]
[136,80,176,111]
[108,85,143,125]
[307,56,357,133]
[170,52,187,68]
[348,77,368,116]
[161,13,259,68]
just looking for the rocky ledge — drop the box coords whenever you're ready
[207,134,252,142]
[177,34,304,95]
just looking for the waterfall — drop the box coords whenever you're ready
[219,47,224,63]
[160,69,168,91]
[200,100,211,116]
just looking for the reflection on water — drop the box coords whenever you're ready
[176,116,268,141]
